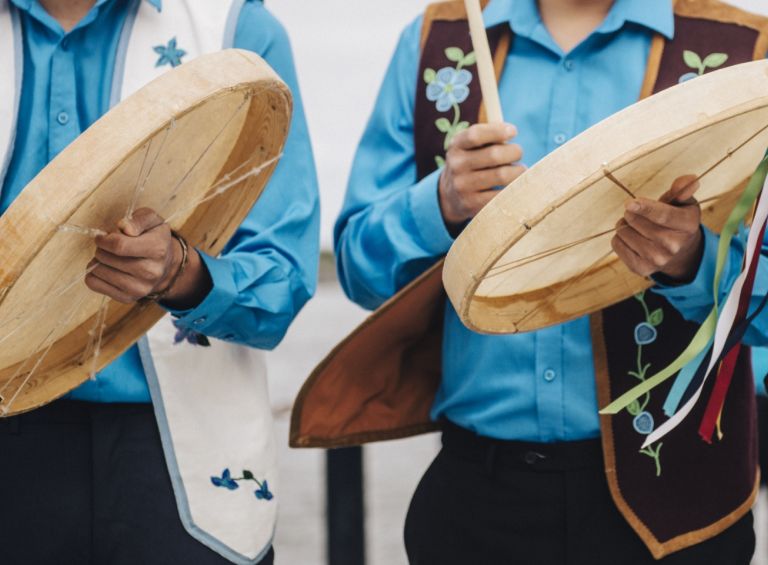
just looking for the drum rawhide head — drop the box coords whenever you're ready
[443,60,768,334]
[0,49,292,416]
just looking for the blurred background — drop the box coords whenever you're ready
[264,1,768,563]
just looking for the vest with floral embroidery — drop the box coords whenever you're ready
[414,0,767,558]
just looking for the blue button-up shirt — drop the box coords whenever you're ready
[2,0,319,402]
[336,0,768,442]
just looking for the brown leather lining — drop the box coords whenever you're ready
[590,314,760,559]
[290,262,445,448]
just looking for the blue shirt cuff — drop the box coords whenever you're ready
[652,226,719,308]
[407,168,454,255]
[164,251,239,336]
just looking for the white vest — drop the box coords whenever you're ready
[0,2,278,563]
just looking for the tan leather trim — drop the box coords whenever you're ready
[675,0,768,29]
[420,0,492,49]
[591,314,760,559]
[639,34,665,100]
[754,30,768,61]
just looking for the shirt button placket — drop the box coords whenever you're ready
[48,38,79,158]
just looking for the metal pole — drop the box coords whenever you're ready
[326,446,366,565]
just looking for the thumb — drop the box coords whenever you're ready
[117,207,165,237]
[662,174,699,205]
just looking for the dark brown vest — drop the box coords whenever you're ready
[292,0,768,557]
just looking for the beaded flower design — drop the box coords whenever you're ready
[626,291,664,477]
[154,37,187,68]
[423,47,477,168]
[211,468,274,501]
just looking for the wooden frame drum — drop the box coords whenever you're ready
[444,60,768,334]
[0,49,291,415]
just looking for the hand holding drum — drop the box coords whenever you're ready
[86,207,211,309]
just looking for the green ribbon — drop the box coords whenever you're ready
[600,155,768,416]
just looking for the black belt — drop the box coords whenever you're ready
[441,419,604,472]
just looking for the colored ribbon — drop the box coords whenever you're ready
[698,213,767,442]
[600,155,768,419]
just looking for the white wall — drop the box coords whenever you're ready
[269,0,768,250]
[268,1,434,250]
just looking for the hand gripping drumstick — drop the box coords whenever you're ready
[464,0,504,124]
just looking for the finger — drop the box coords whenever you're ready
[625,198,699,230]
[460,143,523,171]
[89,261,155,299]
[452,123,517,150]
[94,248,166,281]
[615,223,671,271]
[85,271,136,304]
[466,189,503,217]
[662,175,700,204]
[455,165,526,193]
[117,207,166,237]
[611,235,656,277]
[623,211,686,254]
[95,228,170,259]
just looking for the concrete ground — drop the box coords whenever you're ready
[265,273,768,565]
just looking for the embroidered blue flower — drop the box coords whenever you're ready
[154,37,187,68]
[255,480,274,501]
[634,322,657,345]
[173,325,211,347]
[426,67,472,112]
[210,468,273,502]
[633,411,655,435]
[678,72,699,84]
[211,468,239,490]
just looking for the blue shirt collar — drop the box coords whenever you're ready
[11,0,162,12]
[483,0,674,41]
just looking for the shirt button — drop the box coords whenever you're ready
[554,133,567,145]
[56,111,69,125]
[193,317,207,326]
[544,369,556,382]
[563,59,574,71]
[60,37,70,50]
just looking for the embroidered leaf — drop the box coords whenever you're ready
[455,121,470,133]
[648,308,664,327]
[462,51,477,66]
[423,67,437,84]
[702,52,728,69]
[633,291,645,302]
[445,47,465,62]
[435,117,452,133]
[683,50,703,72]
[627,399,641,416]
[243,470,254,480]
[435,155,446,168]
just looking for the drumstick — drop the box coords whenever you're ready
[464,0,503,124]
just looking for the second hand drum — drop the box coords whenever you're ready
[443,59,768,335]
[0,49,291,416]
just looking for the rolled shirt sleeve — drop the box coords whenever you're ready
[168,2,320,350]
[335,16,454,312]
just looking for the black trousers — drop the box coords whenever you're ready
[759,395,768,485]
[0,400,274,565]
[404,420,755,565]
